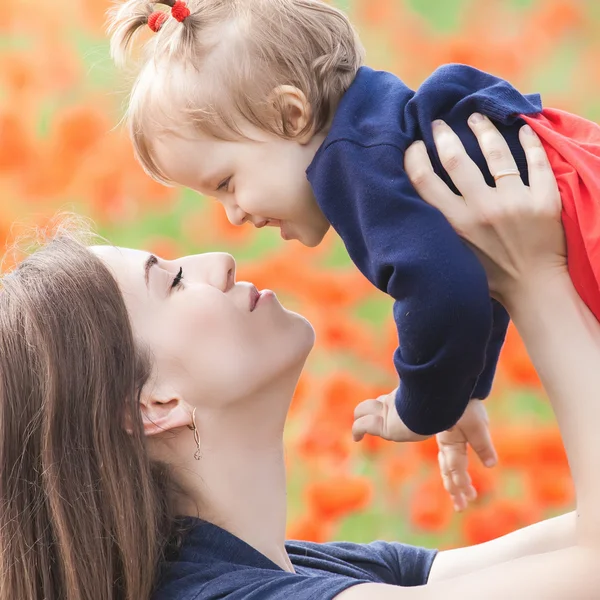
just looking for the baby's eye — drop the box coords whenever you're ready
[216,176,232,192]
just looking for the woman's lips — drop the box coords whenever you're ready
[249,285,260,312]
[249,287,275,311]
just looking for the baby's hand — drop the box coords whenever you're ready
[352,389,430,443]
[436,399,498,511]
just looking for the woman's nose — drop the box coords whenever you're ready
[179,252,236,292]
[209,252,236,292]
[220,253,236,292]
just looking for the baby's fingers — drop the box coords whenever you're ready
[464,419,498,469]
[438,447,471,512]
[437,434,477,510]
[352,399,384,442]
[461,402,498,468]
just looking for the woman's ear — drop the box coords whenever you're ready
[132,384,192,436]
[270,85,314,143]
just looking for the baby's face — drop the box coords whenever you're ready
[152,125,330,247]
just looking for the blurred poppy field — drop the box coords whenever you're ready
[1,0,598,550]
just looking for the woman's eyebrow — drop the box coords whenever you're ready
[144,254,159,288]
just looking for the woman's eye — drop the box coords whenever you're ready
[171,267,184,291]
[217,176,231,192]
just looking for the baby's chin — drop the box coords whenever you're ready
[296,223,331,247]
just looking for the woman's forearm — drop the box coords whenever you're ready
[506,271,600,545]
[429,512,575,581]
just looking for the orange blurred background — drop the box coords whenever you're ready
[2,0,596,549]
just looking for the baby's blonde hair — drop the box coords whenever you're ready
[108,0,365,183]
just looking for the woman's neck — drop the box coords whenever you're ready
[171,384,295,572]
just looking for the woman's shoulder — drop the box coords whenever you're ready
[152,519,436,599]
[152,521,355,600]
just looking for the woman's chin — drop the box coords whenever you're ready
[292,314,316,354]
[274,320,315,383]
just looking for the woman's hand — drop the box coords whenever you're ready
[404,114,566,308]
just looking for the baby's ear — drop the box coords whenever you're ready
[270,85,314,142]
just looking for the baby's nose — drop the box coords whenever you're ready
[226,205,248,226]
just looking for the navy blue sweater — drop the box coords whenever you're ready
[154,518,436,599]
[306,65,542,435]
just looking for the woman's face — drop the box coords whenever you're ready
[92,246,315,411]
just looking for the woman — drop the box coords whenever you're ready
[0,120,597,600]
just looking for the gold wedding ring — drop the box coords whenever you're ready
[493,168,520,181]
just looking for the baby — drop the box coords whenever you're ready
[108,0,600,508]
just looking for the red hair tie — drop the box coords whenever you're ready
[171,0,191,22]
[148,11,168,32]
[147,1,190,33]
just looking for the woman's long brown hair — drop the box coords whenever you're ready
[0,220,175,599]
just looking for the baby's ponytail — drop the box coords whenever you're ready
[108,0,155,67]
[108,0,365,182]
[108,0,198,68]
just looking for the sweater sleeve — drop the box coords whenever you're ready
[404,64,542,405]
[472,299,510,399]
[308,140,493,435]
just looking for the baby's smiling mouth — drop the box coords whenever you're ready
[253,219,290,239]
[253,219,278,226]
[264,219,282,228]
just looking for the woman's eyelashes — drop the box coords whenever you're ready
[170,267,184,291]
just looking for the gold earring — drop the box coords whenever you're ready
[186,407,201,460]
